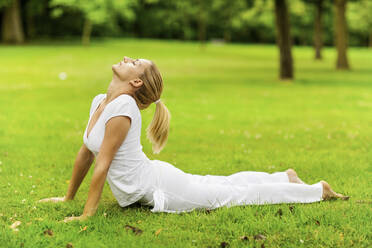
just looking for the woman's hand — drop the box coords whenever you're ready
[38,196,66,203]
[63,215,88,223]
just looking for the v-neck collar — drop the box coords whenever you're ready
[86,95,107,139]
[85,93,134,139]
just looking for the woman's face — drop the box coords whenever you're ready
[112,56,151,82]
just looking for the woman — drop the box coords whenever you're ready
[39,56,348,222]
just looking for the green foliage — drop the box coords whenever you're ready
[235,0,276,42]
[210,0,247,40]
[2,0,371,45]
[290,0,314,45]
[0,0,12,9]
[49,0,137,26]
[111,0,137,21]
[50,0,110,24]
[0,39,371,247]
[347,0,372,34]
[25,0,47,16]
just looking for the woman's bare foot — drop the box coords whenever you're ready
[320,180,350,201]
[286,169,306,184]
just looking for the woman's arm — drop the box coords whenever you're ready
[65,144,95,200]
[64,116,131,222]
[38,143,95,203]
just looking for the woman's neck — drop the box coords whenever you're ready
[105,78,134,103]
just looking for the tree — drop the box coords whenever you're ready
[171,0,212,47]
[24,0,49,40]
[334,0,350,69]
[50,0,107,45]
[301,0,326,60]
[210,0,246,42]
[50,0,136,45]
[190,0,212,47]
[234,0,276,43]
[313,0,324,59]
[175,0,194,40]
[1,0,24,44]
[347,0,372,47]
[131,0,195,40]
[274,0,294,80]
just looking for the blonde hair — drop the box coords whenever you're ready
[133,61,170,154]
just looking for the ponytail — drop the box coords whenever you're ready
[133,59,170,154]
[146,101,170,154]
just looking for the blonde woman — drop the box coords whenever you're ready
[39,56,348,222]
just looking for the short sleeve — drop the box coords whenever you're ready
[104,96,136,125]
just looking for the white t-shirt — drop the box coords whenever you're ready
[83,93,150,206]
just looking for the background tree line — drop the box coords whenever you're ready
[1,0,371,47]
[1,0,371,80]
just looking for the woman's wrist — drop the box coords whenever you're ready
[64,195,73,201]
[82,210,95,217]
[83,206,98,217]
[80,215,89,220]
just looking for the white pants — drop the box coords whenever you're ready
[138,160,323,213]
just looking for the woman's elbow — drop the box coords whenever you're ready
[93,163,110,176]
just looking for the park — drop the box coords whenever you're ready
[0,0,371,247]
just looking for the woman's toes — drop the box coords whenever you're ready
[335,192,350,201]
[321,180,349,200]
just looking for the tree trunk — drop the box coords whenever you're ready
[181,11,190,40]
[274,0,294,80]
[334,0,350,70]
[82,18,93,46]
[224,29,231,43]
[198,10,206,48]
[182,16,188,40]
[1,0,25,44]
[26,12,36,40]
[314,0,323,60]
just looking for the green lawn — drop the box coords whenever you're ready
[0,39,371,247]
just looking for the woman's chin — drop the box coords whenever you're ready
[112,64,119,71]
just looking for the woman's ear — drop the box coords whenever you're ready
[129,78,143,89]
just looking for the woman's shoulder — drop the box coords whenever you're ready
[114,94,139,111]
[104,94,140,124]
[116,94,136,105]
[93,93,106,102]
[90,93,106,107]
[107,94,139,113]
[90,93,138,113]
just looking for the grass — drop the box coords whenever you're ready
[0,38,371,247]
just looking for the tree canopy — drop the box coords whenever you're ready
[0,0,370,46]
